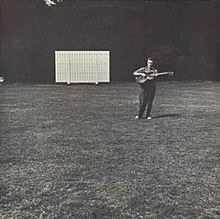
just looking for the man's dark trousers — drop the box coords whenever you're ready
[138,81,156,117]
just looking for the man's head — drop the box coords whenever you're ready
[147,57,154,67]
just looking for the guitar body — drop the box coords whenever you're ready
[135,72,174,84]
[135,75,152,84]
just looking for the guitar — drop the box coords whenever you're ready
[135,71,174,84]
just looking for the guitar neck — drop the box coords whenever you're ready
[135,71,173,84]
[150,72,171,76]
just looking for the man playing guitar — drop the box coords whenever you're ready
[133,57,173,120]
[133,57,157,120]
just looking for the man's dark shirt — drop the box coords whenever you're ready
[138,66,157,88]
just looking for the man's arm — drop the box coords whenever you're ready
[133,67,146,77]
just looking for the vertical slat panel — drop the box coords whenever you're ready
[55,51,110,84]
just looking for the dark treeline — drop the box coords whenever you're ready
[1,0,219,83]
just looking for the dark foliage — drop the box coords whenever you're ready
[1,1,219,82]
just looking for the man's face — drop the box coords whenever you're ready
[147,60,153,67]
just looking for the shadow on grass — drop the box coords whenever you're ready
[153,113,181,119]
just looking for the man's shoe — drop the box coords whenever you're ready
[146,116,152,120]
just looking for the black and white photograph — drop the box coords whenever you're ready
[0,0,219,218]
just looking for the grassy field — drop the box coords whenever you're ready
[0,82,219,219]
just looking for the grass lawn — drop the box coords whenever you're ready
[0,82,219,219]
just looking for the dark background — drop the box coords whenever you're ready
[1,0,219,83]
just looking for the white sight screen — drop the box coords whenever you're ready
[55,51,110,84]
